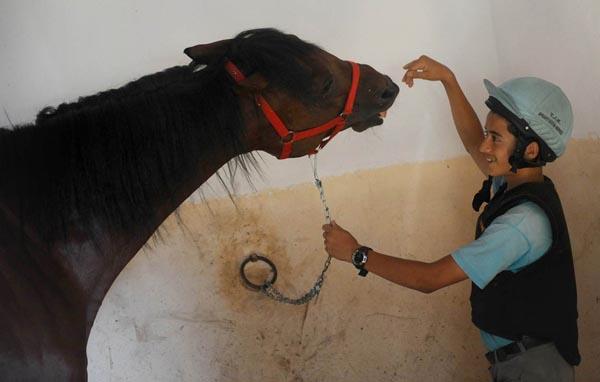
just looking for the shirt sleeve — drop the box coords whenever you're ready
[451,202,552,289]
[452,219,530,289]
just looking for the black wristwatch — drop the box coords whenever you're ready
[351,246,371,277]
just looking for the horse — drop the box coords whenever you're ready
[0,28,398,381]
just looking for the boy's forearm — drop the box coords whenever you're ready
[363,251,440,294]
[362,250,468,294]
[442,74,484,154]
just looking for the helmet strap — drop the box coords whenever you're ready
[507,124,551,172]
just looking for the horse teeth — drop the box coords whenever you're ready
[379,111,387,118]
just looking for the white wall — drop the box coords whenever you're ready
[490,0,600,140]
[3,1,597,197]
[0,0,499,196]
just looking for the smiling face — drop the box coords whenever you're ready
[479,112,517,176]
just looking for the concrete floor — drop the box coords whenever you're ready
[88,138,600,381]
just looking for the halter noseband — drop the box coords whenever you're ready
[225,60,360,159]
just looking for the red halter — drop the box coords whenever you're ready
[225,60,360,159]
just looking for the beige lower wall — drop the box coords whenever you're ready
[88,138,600,381]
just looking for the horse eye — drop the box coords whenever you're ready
[321,77,334,95]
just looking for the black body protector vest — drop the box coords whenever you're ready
[470,176,580,365]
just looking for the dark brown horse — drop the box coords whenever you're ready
[0,28,398,380]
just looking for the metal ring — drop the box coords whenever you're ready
[281,132,295,143]
[239,253,278,291]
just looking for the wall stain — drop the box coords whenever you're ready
[133,321,167,343]
[211,207,296,313]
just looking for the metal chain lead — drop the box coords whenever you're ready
[311,153,332,225]
[260,154,332,305]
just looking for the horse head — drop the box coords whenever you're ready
[184,28,399,159]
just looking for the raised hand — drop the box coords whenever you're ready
[402,55,454,88]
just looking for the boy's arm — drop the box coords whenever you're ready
[403,55,489,175]
[322,221,468,293]
[363,250,468,293]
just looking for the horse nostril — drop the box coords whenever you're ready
[380,80,399,101]
[381,88,395,100]
[381,84,399,100]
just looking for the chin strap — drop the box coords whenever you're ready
[472,176,508,211]
[507,124,544,173]
[472,176,493,211]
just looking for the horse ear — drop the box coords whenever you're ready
[183,39,231,64]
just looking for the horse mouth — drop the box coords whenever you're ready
[350,110,388,132]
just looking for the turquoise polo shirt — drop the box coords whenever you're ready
[451,177,552,351]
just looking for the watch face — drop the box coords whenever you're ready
[353,250,366,266]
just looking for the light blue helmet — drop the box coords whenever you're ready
[484,77,573,169]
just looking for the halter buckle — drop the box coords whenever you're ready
[281,132,295,143]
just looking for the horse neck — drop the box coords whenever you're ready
[10,68,254,336]
[75,145,232,336]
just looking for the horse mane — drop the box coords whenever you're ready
[0,28,321,243]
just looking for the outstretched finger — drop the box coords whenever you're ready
[402,71,413,88]
[403,70,424,87]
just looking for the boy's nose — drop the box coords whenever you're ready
[479,137,492,153]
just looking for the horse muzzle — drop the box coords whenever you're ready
[349,78,399,132]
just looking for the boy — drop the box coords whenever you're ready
[322,55,579,381]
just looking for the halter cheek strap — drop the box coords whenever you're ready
[225,60,360,159]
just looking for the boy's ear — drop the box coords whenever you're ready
[524,141,541,161]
